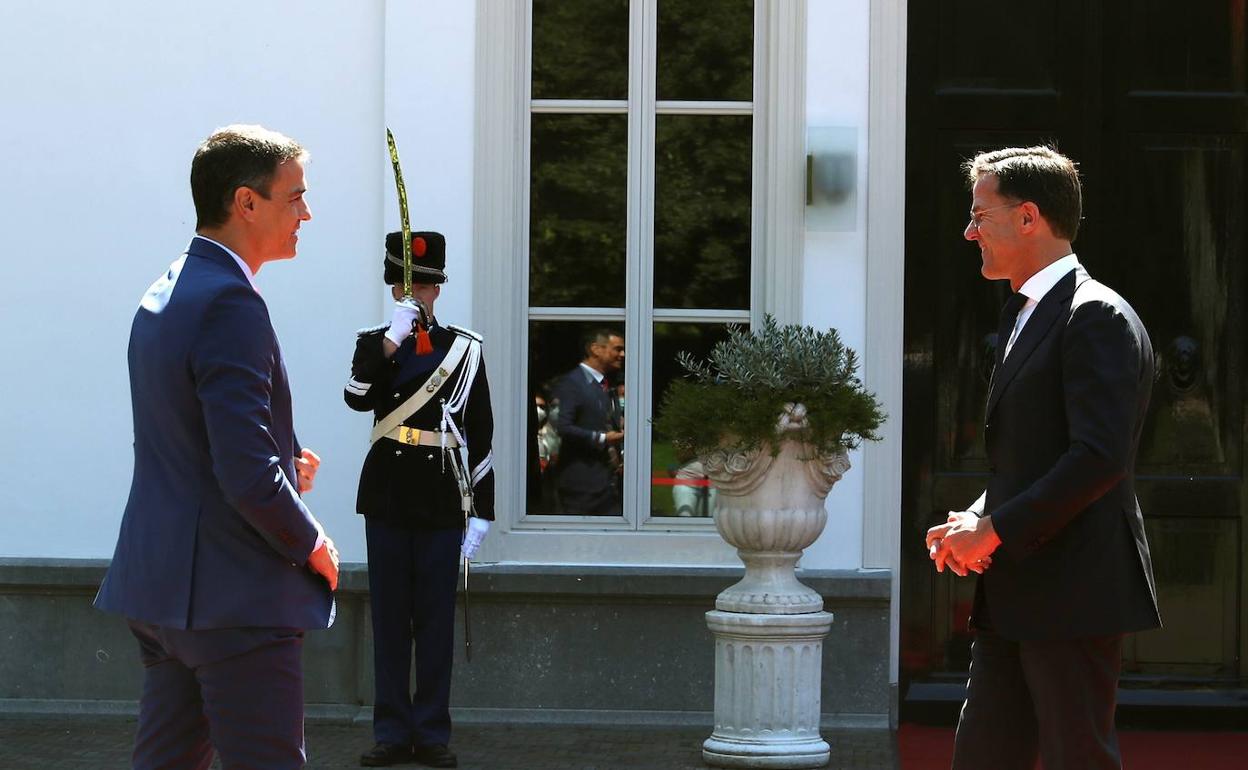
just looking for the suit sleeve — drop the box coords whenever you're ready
[465,352,495,520]
[191,285,320,564]
[344,330,394,412]
[991,299,1147,559]
[552,375,601,451]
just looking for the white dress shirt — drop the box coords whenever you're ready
[1004,253,1080,359]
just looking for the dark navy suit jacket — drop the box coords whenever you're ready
[95,237,334,630]
[551,365,619,500]
[974,265,1160,640]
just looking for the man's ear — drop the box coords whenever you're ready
[1019,201,1042,233]
[234,186,258,222]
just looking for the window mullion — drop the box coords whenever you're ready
[624,0,657,531]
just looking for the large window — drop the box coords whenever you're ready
[524,0,755,529]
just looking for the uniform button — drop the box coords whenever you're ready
[395,450,402,456]
[393,393,400,399]
[427,453,434,460]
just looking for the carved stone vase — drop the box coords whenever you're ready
[700,404,850,769]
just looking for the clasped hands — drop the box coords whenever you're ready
[925,510,1001,577]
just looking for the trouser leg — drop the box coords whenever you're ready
[129,622,215,770]
[193,631,306,770]
[1021,634,1123,770]
[366,517,417,746]
[951,628,1038,770]
[410,527,462,748]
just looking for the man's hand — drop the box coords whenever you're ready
[308,536,340,591]
[604,430,624,445]
[295,448,321,494]
[383,299,424,348]
[461,518,489,560]
[927,510,999,577]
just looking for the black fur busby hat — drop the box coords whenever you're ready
[384,231,447,285]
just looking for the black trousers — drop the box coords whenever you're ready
[128,622,306,770]
[952,626,1124,770]
[365,518,461,749]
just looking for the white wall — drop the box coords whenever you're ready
[0,1,477,561]
[800,0,872,570]
[0,0,874,570]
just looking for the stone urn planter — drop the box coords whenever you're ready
[650,317,885,770]
[700,405,849,769]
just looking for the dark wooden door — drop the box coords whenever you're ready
[901,0,1248,708]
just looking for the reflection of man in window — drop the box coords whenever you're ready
[551,329,625,515]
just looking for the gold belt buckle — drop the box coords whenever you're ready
[399,427,421,445]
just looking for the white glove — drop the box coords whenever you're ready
[461,517,490,559]
[384,299,423,347]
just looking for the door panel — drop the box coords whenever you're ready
[903,0,1248,705]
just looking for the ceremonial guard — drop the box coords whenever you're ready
[345,231,493,768]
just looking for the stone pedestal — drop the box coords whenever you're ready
[701,405,849,769]
[703,611,834,769]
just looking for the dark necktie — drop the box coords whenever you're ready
[996,293,1027,364]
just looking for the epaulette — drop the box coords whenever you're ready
[356,322,389,337]
[448,324,483,342]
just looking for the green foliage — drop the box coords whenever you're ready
[654,316,886,459]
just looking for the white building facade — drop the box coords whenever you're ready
[0,0,905,725]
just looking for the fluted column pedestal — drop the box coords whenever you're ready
[701,409,848,769]
[703,610,834,768]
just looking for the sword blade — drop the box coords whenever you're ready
[385,128,413,298]
[463,555,472,662]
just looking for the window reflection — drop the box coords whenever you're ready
[654,114,752,309]
[657,0,754,101]
[530,114,629,307]
[532,0,630,100]
[651,322,734,517]
[528,321,626,516]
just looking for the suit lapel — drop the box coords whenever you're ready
[985,266,1086,420]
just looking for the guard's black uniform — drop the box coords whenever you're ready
[344,319,493,752]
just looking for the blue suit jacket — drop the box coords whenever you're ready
[551,366,618,496]
[95,237,334,630]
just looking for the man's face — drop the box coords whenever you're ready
[592,335,625,373]
[253,158,311,262]
[964,174,1024,284]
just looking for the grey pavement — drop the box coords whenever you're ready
[0,716,897,770]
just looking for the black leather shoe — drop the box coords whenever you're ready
[360,742,414,767]
[412,744,458,768]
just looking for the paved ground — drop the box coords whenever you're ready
[0,717,898,769]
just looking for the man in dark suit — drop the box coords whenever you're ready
[345,231,494,768]
[926,146,1160,769]
[95,125,339,769]
[551,329,625,515]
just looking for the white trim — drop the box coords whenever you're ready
[756,0,806,325]
[863,0,908,692]
[531,99,629,113]
[472,0,529,557]
[652,309,751,323]
[656,100,753,115]
[624,0,657,529]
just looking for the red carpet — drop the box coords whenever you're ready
[898,723,1248,769]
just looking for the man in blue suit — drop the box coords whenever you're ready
[95,124,339,770]
[551,329,625,515]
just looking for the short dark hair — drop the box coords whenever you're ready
[581,328,622,358]
[191,125,306,229]
[963,146,1082,240]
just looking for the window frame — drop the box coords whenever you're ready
[473,0,807,564]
